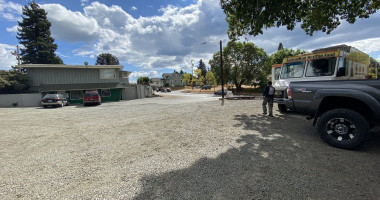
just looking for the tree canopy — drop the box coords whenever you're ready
[0,70,31,94]
[210,41,268,91]
[96,53,120,65]
[137,77,150,85]
[197,59,207,78]
[205,71,217,87]
[220,0,380,38]
[17,1,63,64]
[278,43,284,51]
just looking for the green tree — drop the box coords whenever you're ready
[0,70,31,94]
[278,43,284,50]
[221,0,380,38]
[209,52,230,86]
[210,41,268,91]
[96,53,120,65]
[183,73,192,86]
[17,1,63,64]
[205,71,217,87]
[197,59,207,78]
[369,57,379,79]
[194,69,205,87]
[137,77,150,85]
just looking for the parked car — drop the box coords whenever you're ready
[41,94,69,108]
[214,89,229,95]
[159,88,167,92]
[166,88,171,92]
[202,85,212,90]
[83,91,101,106]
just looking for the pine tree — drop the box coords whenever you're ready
[278,43,284,50]
[95,53,120,65]
[17,1,63,64]
[198,59,207,77]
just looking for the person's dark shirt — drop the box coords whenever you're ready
[263,86,275,98]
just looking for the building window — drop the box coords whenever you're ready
[70,91,83,100]
[101,89,111,97]
[100,69,116,79]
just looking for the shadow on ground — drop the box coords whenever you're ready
[133,113,380,199]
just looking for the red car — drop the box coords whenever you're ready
[83,91,101,106]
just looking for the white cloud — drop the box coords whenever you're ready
[6,25,18,33]
[41,3,100,42]
[131,6,137,11]
[6,0,378,73]
[0,43,18,70]
[38,0,227,71]
[130,71,160,79]
[0,0,22,21]
[81,0,89,7]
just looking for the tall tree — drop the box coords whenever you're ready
[210,41,268,91]
[197,59,207,78]
[278,43,284,50]
[209,51,230,86]
[221,0,380,38]
[96,53,120,65]
[17,1,63,64]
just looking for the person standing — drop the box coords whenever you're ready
[262,81,275,117]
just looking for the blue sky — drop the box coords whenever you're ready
[1,0,380,82]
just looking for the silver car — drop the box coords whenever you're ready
[41,94,69,108]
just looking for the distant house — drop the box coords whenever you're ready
[162,71,184,87]
[15,64,132,104]
[150,78,164,89]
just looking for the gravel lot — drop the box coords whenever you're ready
[1,91,379,199]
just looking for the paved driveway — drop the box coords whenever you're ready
[0,93,379,199]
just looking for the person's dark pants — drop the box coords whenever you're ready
[262,97,274,115]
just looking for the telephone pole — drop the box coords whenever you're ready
[11,45,21,72]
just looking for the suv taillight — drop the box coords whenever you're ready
[287,87,292,99]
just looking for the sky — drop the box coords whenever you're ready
[1,0,380,83]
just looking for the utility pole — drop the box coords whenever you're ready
[11,45,21,72]
[220,40,224,99]
[191,60,194,90]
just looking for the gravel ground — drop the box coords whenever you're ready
[1,92,379,199]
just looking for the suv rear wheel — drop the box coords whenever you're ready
[317,108,370,149]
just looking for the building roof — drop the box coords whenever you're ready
[15,64,123,69]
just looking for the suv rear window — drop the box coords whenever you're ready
[84,92,99,97]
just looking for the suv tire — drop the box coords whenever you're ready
[317,108,370,149]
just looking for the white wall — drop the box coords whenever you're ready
[0,93,42,107]
[121,85,153,100]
